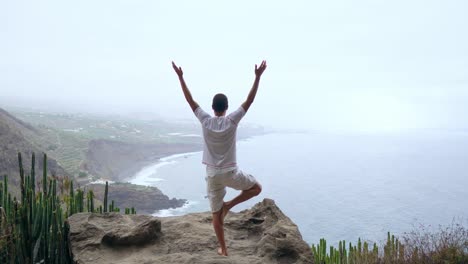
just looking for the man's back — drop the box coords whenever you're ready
[195,106,246,168]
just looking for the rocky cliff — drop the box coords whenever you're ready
[69,199,313,264]
[86,182,187,214]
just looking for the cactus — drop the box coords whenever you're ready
[31,152,36,198]
[87,190,95,212]
[104,181,108,213]
[68,180,74,216]
[0,153,72,263]
[0,153,135,263]
[312,237,383,264]
[43,153,47,195]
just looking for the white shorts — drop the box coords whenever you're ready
[205,168,257,212]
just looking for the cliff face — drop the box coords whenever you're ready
[68,199,313,264]
[83,139,201,181]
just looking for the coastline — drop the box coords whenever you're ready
[83,139,203,182]
[128,151,201,186]
[120,134,273,215]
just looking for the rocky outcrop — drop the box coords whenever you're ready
[86,182,186,214]
[69,199,313,264]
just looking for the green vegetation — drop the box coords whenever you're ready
[312,225,468,264]
[0,153,136,264]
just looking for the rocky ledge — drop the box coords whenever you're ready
[86,182,186,214]
[68,199,313,264]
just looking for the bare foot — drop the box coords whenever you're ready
[217,247,228,256]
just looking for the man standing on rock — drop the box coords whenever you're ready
[172,60,266,256]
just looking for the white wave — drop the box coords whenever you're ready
[179,134,201,137]
[89,179,115,185]
[152,200,198,217]
[144,178,165,183]
[129,160,174,186]
[167,132,201,137]
[129,151,200,186]
[160,151,200,162]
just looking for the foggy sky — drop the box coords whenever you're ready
[1,0,467,131]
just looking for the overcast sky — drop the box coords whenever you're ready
[1,0,467,131]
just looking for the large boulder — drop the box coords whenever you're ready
[68,199,313,264]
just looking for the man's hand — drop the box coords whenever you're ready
[255,60,267,78]
[242,60,267,112]
[172,61,199,112]
[172,61,183,78]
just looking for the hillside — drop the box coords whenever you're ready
[8,109,204,178]
[0,107,193,213]
[0,107,69,197]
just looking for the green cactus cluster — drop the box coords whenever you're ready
[124,207,136,215]
[312,232,405,264]
[0,153,136,263]
[0,153,72,263]
[383,232,405,264]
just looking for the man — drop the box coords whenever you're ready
[172,60,267,256]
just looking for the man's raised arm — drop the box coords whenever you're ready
[172,61,199,112]
[241,60,267,112]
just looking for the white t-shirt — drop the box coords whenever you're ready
[194,106,246,173]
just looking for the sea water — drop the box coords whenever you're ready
[129,131,468,245]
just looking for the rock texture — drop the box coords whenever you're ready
[69,199,313,264]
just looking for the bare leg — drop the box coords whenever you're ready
[224,183,262,217]
[214,183,262,255]
[212,210,228,256]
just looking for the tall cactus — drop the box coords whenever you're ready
[43,153,47,195]
[68,180,75,216]
[18,153,25,201]
[103,181,108,213]
[31,152,36,198]
[2,175,7,210]
[87,190,95,212]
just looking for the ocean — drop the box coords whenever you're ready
[129,130,468,245]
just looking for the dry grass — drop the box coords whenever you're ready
[401,218,468,264]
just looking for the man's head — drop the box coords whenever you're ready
[212,93,228,116]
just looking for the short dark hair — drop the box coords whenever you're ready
[212,93,228,113]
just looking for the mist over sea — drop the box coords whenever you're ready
[129,131,468,245]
